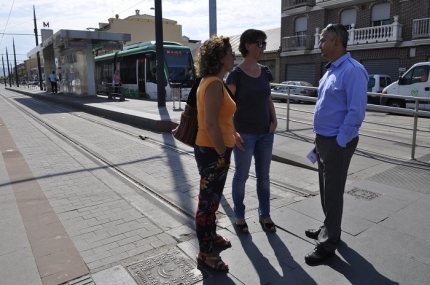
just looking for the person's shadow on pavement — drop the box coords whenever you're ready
[265,233,317,285]
[222,213,316,284]
[234,229,285,285]
[329,241,399,285]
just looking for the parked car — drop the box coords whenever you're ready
[367,74,392,104]
[271,81,317,103]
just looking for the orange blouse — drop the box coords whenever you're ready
[195,76,236,148]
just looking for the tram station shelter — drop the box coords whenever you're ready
[27,29,131,96]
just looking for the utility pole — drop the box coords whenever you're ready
[209,0,217,37]
[33,5,43,90]
[13,38,19,87]
[155,0,165,107]
[2,54,6,87]
[10,64,13,86]
[6,48,12,87]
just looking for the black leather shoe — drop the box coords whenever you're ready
[305,227,341,242]
[305,245,334,264]
[305,227,322,239]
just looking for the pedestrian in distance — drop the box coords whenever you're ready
[226,29,278,234]
[193,35,236,272]
[305,23,368,264]
[112,70,121,98]
[49,71,57,94]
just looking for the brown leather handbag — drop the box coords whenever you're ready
[172,78,201,147]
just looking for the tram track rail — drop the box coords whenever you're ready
[0,90,197,222]
[0,91,312,226]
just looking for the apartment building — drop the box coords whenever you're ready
[280,0,430,85]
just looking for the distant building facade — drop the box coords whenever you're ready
[96,9,188,52]
[281,0,430,85]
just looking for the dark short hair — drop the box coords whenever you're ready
[239,29,267,57]
[195,36,231,77]
[323,23,348,49]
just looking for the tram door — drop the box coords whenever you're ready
[137,59,145,96]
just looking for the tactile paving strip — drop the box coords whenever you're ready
[367,163,430,194]
[127,250,207,285]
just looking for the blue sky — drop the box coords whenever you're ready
[0,0,281,76]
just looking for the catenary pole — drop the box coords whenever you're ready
[155,0,165,107]
[13,38,19,87]
[2,54,6,86]
[6,48,12,87]
[209,0,217,37]
[33,6,43,90]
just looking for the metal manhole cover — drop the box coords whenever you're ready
[346,187,381,200]
[127,250,207,285]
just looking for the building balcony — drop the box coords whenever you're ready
[282,0,315,16]
[413,18,430,39]
[315,0,369,9]
[281,16,403,56]
[282,35,308,52]
[313,16,402,50]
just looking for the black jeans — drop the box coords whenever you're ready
[315,135,359,252]
[50,81,57,93]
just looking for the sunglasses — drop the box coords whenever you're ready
[326,23,339,37]
[253,40,267,48]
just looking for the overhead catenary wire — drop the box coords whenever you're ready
[0,0,16,47]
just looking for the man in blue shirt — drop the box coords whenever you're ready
[49,71,57,94]
[305,23,368,264]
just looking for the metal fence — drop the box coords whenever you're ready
[271,83,430,160]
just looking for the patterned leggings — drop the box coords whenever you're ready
[194,145,232,253]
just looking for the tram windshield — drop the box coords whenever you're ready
[164,49,195,85]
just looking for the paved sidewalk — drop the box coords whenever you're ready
[2,86,430,285]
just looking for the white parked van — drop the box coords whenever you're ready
[367,74,392,104]
[381,62,430,110]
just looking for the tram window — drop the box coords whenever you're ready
[120,59,137,84]
[103,63,113,83]
[146,58,157,83]
[164,50,193,82]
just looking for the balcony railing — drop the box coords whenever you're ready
[282,35,307,51]
[313,16,402,48]
[282,0,314,9]
[412,18,430,39]
[315,0,369,8]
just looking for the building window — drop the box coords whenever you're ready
[372,3,391,26]
[341,9,356,30]
[295,17,307,46]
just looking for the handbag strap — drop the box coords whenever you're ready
[187,77,237,106]
[223,83,236,104]
[186,77,202,107]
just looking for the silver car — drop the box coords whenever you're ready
[271,81,317,103]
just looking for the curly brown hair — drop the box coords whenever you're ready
[195,36,231,77]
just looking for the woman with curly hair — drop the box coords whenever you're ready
[194,35,236,272]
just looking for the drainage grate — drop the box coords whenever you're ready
[346,187,381,200]
[127,250,207,285]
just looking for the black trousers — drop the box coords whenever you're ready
[50,81,57,93]
[315,135,358,252]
